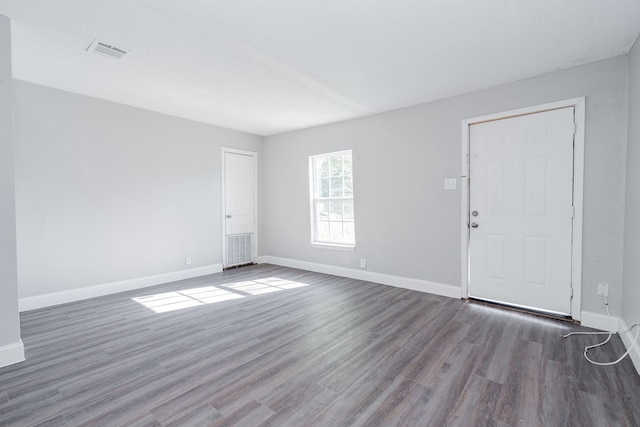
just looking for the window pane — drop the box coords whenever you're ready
[317,221,330,241]
[330,156,342,177]
[330,202,343,221]
[330,221,343,241]
[343,222,355,244]
[343,201,354,221]
[330,177,343,197]
[343,176,353,197]
[319,178,330,197]
[343,155,352,176]
[316,202,329,220]
[316,157,330,178]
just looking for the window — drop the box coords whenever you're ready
[309,150,355,249]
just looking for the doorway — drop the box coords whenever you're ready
[461,98,585,319]
[221,147,257,269]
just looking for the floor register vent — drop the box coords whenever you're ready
[227,234,253,268]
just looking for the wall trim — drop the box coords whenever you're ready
[19,264,223,312]
[0,340,25,368]
[619,318,640,375]
[580,310,620,332]
[580,312,640,374]
[258,256,461,299]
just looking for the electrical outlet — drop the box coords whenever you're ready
[444,178,457,190]
[185,256,192,266]
[360,259,366,269]
[597,282,609,297]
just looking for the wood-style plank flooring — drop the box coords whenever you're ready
[1,264,639,426]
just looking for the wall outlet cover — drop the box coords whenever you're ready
[597,282,609,296]
[444,178,457,190]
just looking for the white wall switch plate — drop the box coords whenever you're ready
[444,178,457,190]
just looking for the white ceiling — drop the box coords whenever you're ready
[1,1,639,136]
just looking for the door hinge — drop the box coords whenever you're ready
[570,287,574,299]
[573,123,577,135]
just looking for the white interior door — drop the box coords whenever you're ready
[222,149,257,268]
[469,107,575,315]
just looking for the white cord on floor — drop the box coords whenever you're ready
[562,294,640,366]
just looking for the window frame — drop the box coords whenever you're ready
[308,150,356,251]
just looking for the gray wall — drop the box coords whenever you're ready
[14,81,261,298]
[622,37,640,328]
[0,16,21,354]
[262,56,628,317]
[11,51,631,320]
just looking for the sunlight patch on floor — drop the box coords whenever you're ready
[132,287,243,313]
[132,277,309,313]
[223,277,308,295]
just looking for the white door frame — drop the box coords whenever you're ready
[221,147,258,268]
[460,97,585,320]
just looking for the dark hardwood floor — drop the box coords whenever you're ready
[1,264,638,426]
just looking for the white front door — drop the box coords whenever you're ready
[222,148,257,268]
[468,107,575,315]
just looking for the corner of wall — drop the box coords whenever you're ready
[620,31,640,376]
[619,318,640,375]
[0,13,23,368]
[0,340,25,369]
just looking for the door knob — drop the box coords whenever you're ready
[226,215,232,218]
[471,222,479,228]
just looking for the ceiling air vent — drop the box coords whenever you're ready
[86,39,129,60]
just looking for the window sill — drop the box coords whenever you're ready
[311,242,356,252]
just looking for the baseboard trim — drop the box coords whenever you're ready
[19,264,223,312]
[580,311,640,374]
[0,340,25,368]
[619,318,640,375]
[580,310,620,332]
[258,256,461,299]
